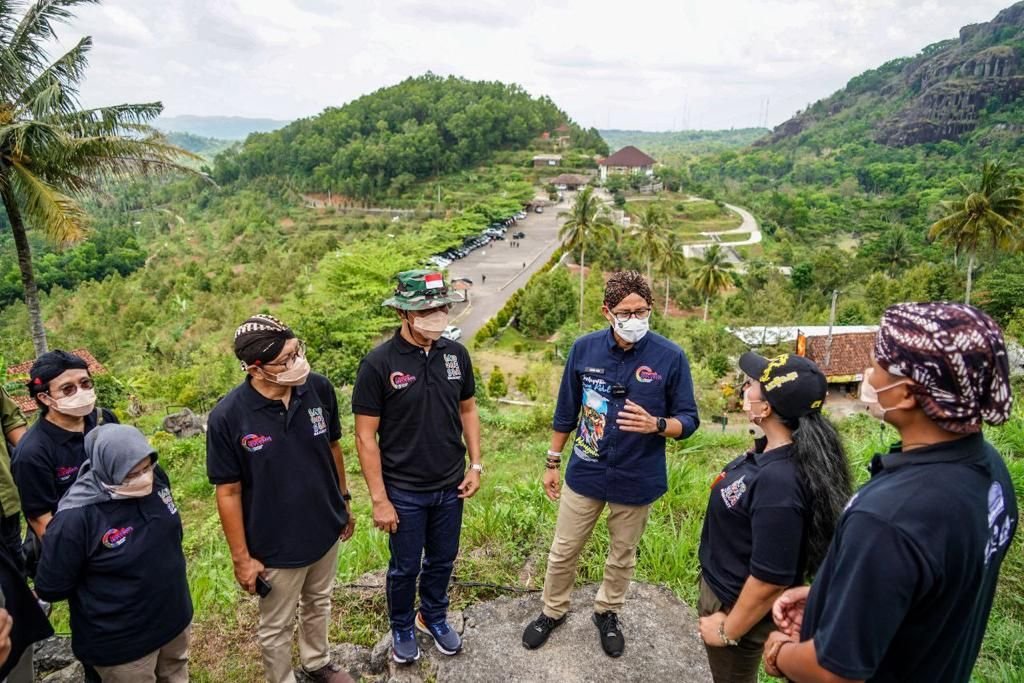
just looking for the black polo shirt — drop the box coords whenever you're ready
[698,444,809,606]
[12,408,119,519]
[800,434,1018,682]
[352,330,475,492]
[206,373,347,568]
[34,470,193,667]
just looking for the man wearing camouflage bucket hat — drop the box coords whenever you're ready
[352,271,481,664]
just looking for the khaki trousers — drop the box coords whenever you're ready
[697,576,775,683]
[93,625,190,683]
[259,541,340,683]
[542,485,651,619]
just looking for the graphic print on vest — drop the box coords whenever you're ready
[158,487,178,515]
[241,434,273,453]
[102,526,134,549]
[721,476,747,509]
[56,465,79,483]
[390,371,417,390]
[986,481,1015,565]
[574,375,610,462]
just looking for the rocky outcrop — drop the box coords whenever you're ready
[766,2,1024,148]
[317,582,712,683]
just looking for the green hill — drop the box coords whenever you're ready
[212,74,607,199]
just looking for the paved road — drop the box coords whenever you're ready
[447,201,566,339]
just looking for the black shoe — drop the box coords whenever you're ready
[593,611,625,657]
[522,612,566,650]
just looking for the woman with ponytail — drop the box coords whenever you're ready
[696,352,852,683]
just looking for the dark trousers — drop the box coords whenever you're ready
[698,576,775,683]
[0,514,24,576]
[385,484,463,631]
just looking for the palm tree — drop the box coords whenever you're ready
[692,244,734,321]
[630,203,668,283]
[928,161,1024,304]
[559,186,612,328]
[881,227,914,276]
[654,234,687,317]
[1,0,195,355]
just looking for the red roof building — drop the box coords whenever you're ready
[599,146,656,181]
[802,332,876,384]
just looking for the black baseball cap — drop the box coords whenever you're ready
[739,351,827,420]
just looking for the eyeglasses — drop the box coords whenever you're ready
[610,308,651,322]
[47,377,94,398]
[264,340,307,369]
[123,461,153,483]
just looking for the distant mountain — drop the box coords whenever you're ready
[600,129,768,165]
[165,131,235,159]
[156,115,291,140]
[761,2,1024,148]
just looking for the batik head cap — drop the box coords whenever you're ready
[874,302,1012,433]
[233,314,295,367]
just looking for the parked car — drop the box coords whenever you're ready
[442,325,462,341]
[535,206,544,213]
[512,231,525,239]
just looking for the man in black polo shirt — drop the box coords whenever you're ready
[352,270,482,664]
[207,314,355,683]
[763,302,1018,683]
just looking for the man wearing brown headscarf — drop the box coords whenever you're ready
[762,302,1018,683]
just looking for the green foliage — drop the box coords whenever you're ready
[487,366,507,398]
[599,129,768,167]
[518,266,576,337]
[217,75,606,199]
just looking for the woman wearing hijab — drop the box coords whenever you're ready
[763,302,1018,683]
[35,424,192,683]
[697,353,853,683]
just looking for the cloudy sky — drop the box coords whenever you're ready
[57,0,1012,131]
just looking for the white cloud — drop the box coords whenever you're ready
[42,0,1016,129]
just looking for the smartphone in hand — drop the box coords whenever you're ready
[256,576,273,598]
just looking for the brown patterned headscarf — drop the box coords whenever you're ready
[875,302,1012,433]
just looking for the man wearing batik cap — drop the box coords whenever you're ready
[763,302,1018,683]
[206,314,355,683]
[352,271,481,664]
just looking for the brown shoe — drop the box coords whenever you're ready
[304,662,355,683]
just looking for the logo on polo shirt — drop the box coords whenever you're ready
[308,407,327,437]
[102,526,134,549]
[985,482,1014,565]
[444,354,462,381]
[158,487,178,515]
[390,371,417,390]
[720,476,747,509]
[635,366,662,383]
[56,465,79,482]
[241,434,273,453]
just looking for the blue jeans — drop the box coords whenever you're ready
[385,484,464,631]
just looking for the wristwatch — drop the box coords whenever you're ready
[470,463,484,474]
[656,417,667,434]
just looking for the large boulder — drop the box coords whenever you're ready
[364,582,713,683]
[161,408,205,438]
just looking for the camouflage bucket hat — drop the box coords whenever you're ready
[382,270,465,311]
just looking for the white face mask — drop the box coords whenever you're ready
[411,309,449,341]
[262,356,310,386]
[52,388,97,417]
[859,368,909,422]
[613,317,649,344]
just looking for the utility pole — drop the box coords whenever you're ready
[824,289,839,368]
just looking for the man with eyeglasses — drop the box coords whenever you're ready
[523,270,699,657]
[352,270,481,665]
[206,314,355,683]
